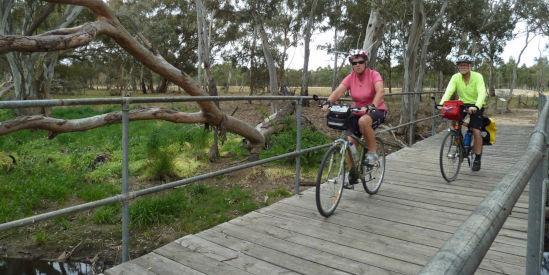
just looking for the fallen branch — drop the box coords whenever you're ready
[379,124,407,148]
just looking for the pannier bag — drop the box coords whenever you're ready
[482,117,497,145]
[327,105,351,130]
[441,100,465,121]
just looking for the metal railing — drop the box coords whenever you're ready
[420,93,548,274]
[0,92,443,262]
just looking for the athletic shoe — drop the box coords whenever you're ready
[363,152,379,166]
[472,160,481,171]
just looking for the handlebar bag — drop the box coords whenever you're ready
[327,105,351,130]
[441,100,465,121]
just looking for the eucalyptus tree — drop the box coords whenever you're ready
[446,0,516,96]
[362,0,386,67]
[271,0,301,86]
[299,0,319,102]
[0,0,265,152]
[0,0,83,115]
[322,0,345,90]
[518,0,549,36]
[478,0,516,96]
[507,26,536,111]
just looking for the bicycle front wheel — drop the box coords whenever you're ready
[316,143,346,217]
[440,131,463,182]
[362,137,386,195]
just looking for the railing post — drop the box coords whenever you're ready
[431,93,436,136]
[295,98,302,195]
[526,95,549,274]
[408,92,414,146]
[121,97,130,262]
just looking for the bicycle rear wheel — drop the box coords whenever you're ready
[440,131,463,182]
[362,137,386,195]
[316,143,346,217]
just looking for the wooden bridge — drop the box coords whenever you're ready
[104,120,534,275]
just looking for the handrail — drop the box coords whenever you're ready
[419,94,549,274]
[0,91,444,108]
[0,92,445,262]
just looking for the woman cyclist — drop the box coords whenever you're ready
[322,49,387,185]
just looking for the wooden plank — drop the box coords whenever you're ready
[104,261,159,275]
[197,227,353,274]
[259,198,524,274]
[133,253,205,275]
[217,218,412,274]
[154,242,254,275]
[270,193,526,255]
[173,236,296,274]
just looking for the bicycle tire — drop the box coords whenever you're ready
[361,137,386,195]
[316,143,346,217]
[440,131,463,182]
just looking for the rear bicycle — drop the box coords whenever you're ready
[360,137,386,194]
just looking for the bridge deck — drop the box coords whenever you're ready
[105,122,533,275]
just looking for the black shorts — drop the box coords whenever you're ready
[465,104,485,130]
[349,109,387,137]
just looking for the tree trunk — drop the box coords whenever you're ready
[331,27,339,91]
[196,0,223,161]
[255,17,278,102]
[146,70,154,94]
[400,0,424,140]
[414,0,448,99]
[300,0,319,107]
[254,17,279,114]
[362,7,384,67]
[155,78,168,94]
[507,29,533,111]
[140,65,147,94]
[488,57,495,96]
[2,3,82,116]
[248,28,257,104]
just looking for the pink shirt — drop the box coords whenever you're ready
[341,69,387,111]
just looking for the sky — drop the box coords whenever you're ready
[284,24,549,71]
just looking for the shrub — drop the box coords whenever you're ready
[260,127,330,166]
[93,205,120,224]
[144,129,178,180]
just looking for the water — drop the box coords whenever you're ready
[0,258,110,275]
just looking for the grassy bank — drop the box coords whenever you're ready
[0,100,328,264]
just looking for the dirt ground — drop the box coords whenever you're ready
[0,98,541,272]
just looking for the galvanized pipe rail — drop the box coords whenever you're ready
[419,93,549,275]
[0,92,443,262]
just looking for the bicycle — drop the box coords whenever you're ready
[434,99,475,182]
[315,102,386,217]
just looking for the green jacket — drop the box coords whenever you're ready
[440,71,487,109]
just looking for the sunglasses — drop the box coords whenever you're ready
[351,60,366,65]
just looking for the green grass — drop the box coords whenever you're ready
[260,124,331,167]
[0,105,245,226]
[127,183,257,232]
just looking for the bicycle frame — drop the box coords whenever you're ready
[448,119,474,167]
[334,130,367,174]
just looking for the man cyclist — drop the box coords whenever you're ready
[440,54,487,171]
[322,49,387,186]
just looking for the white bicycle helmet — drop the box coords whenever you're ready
[456,54,474,64]
[348,49,368,63]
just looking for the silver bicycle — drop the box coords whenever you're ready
[316,104,386,217]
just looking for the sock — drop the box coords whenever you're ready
[475,154,482,161]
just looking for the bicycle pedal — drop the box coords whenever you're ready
[343,183,354,189]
